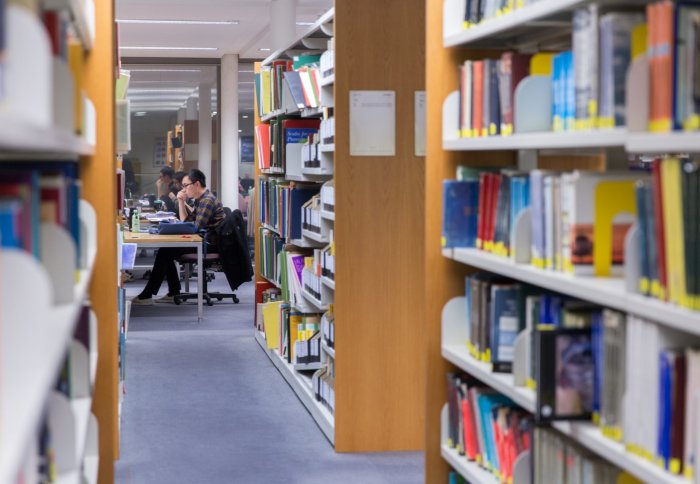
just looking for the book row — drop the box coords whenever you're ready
[453,1,700,138]
[257,177,318,240]
[255,118,320,172]
[321,310,335,351]
[257,299,323,366]
[442,157,700,310]
[459,269,700,478]
[455,0,540,32]
[255,51,330,117]
[313,359,335,414]
[0,163,82,263]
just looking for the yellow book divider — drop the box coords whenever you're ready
[593,180,637,277]
[631,23,648,61]
[530,52,554,76]
[67,41,84,135]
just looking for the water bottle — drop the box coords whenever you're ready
[132,209,140,233]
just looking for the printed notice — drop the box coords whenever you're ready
[349,90,395,156]
[415,91,426,156]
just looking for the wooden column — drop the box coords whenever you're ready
[334,0,426,452]
[81,1,118,482]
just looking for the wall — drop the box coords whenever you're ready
[128,111,176,195]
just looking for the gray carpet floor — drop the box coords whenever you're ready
[115,268,424,484]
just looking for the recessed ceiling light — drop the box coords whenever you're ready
[121,46,218,51]
[259,48,271,52]
[238,129,243,132]
[242,115,249,119]
[135,111,147,116]
[118,19,239,25]
[131,69,202,73]
[239,70,254,73]
[296,21,314,26]
[212,111,218,116]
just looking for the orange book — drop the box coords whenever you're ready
[651,2,675,132]
[461,393,479,460]
[472,61,484,137]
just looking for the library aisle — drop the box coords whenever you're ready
[115,279,423,484]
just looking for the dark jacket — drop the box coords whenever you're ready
[216,209,252,291]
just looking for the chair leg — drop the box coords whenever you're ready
[184,263,190,292]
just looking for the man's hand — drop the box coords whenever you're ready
[177,189,187,201]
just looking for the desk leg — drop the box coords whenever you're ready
[197,244,203,322]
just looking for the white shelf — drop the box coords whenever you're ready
[293,361,323,371]
[321,74,335,87]
[322,340,335,359]
[301,165,334,177]
[44,0,94,50]
[441,444,498,484]
[261,167,285,175]
[261,109,286,122]
[319,143,335,153]
[254,330,335,444]
[83,455,99,484]
[443,128,627,151]
[261,223,281,237]
[321,276,335,290]
[0,113,95,155]
[0,252,96,484]
[261,274,281,289]
[442,344,536,413]
[72,397,92,468]
[55,470,81,484]
[302,288,329,311]
[444,0,613,48]
[301,107,325,118]
[288,237,326,248]
[552,422,688,484]
[262,8,334,65]
[321,210,335,221]
[626,131,700,153]
[302,228,329,244]
[444,247,700,337]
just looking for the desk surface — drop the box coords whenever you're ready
[123,232,202,244]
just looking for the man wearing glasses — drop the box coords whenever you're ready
[156,166,179,213]
[132,168,225,305]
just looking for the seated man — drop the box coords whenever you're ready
[156,166,179,213]
[132,168,225,305]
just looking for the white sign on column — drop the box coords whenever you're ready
[198,83,212,187]
[221,54,239,210]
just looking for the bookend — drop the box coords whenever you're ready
[625,54,649,133]
[70,340,91,399]
[7,5,52,127]
[80,199,98,270]
[512,328,530,387]
[53,59,76,133]
[514,76,552,134]
[593,180,636,276]
[40,223,77,305]
[48,392,79,473]
[442,91,461,143]
[624,223,641,294]
[443,0,467,39]
[510,207,532,264]
[441,296,468,349]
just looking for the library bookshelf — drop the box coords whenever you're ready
[427,0,700,482]
[0,0,117,482]
[253,0,426,452]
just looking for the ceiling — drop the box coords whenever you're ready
[118,0,332,117]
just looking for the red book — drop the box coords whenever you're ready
[477,172,489,248]
[255,124,271,170]
[488,174,502,247]
[472,61,484,137]
[254,281,277,327]
[652,159,668,299]
[461,392,479,460]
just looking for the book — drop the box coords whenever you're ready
[442,179,480,248]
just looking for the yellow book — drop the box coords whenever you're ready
[530,52,554,76]
[262,301,284,350]
[261,68,272,115]
[662,159,687,305]
[289,313,302,361]
[631,23,647,61]
[67,41,84,134]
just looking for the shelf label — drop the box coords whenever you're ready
[350,90,396,156]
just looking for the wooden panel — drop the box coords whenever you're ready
[334,0,426,452]
[80,0,117,482]
[424,2,515,481]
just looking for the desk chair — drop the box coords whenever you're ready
[173,211,241,306]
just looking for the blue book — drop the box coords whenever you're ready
[477,394,512,471]
[635,182,651,295]
[530,170,551,267]
[591,311,604,419]
[465,275,472,348]
[658,352,673,468]
[289,188,317,240]
[490,283,522,372]
[0,200,22,249]
[284,127,317,145]
[442,180,479,248]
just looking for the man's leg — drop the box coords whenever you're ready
[137,248,187,299]
[165,248,195,295]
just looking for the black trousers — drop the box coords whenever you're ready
[140,244,217,297]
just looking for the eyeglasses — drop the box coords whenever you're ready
[182,182,194,188]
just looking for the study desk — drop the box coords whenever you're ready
[123,232,204,322]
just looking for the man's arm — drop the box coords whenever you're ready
[177,189,190,221]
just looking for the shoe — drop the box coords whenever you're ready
[131,296,153,306]
[154,293,178,304]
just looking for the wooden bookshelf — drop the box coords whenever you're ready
[81,0,118,481]
[253,0,427,453]
[427,0,700,482]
